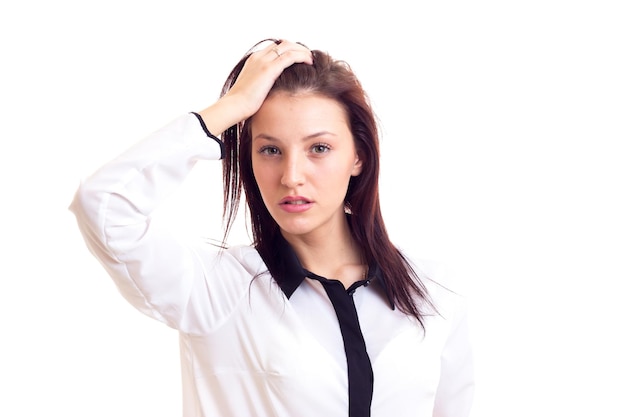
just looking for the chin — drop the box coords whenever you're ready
[278,224,315,238]
[276,218,317,238]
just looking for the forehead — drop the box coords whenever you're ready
[251,92,350,135]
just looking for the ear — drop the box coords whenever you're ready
[351,152,364,176]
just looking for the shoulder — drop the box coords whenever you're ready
[220,244,268,276]
[399,248,469,321]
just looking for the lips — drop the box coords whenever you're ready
[279,196,313,213]
[279,196,312,205]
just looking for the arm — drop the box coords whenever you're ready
[70,41,313,331]
[433,297,475,417]
[69,113,228,329]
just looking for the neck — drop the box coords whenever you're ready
[282,219,366,288]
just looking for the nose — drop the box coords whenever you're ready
[280,153,305,188]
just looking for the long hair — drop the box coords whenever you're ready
[219,39,433,327]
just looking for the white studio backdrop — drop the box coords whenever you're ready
[1,1,624,416]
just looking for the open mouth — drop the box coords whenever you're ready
[281,200,311,205]
[280,196,313,205]
[279,197,313,212]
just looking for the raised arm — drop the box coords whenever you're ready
[69,40,312,332]
[69,113,226,330]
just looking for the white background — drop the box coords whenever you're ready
[1,1,625,416]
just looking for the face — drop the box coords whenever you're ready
[250,92,363,240]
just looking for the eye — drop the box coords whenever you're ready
[259,145,281,156]
[311,143,331,154]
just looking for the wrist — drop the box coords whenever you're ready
[197,95,249,136]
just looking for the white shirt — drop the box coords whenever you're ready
[70,113,474,417]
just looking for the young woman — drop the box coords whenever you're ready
[71,39,474,417]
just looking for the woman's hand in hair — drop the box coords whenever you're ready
[197,40,313,136]
[224,40,313,120]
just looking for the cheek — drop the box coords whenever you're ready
[251,161,275,192]
[319,162,357,191]
[334,157,360,178]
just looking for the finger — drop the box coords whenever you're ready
[261,40,313,65]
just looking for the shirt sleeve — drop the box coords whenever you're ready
[69,113,253,334]
[433,295,475,417]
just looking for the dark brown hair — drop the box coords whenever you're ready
[219,39,433,327]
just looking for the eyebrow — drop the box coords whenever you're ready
[252,131,337,142]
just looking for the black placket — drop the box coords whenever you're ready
[271,235,392,417]
[308,273,374,417]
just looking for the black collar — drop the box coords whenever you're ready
[274,235,395,309]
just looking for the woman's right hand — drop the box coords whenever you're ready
[197,40,313,136]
